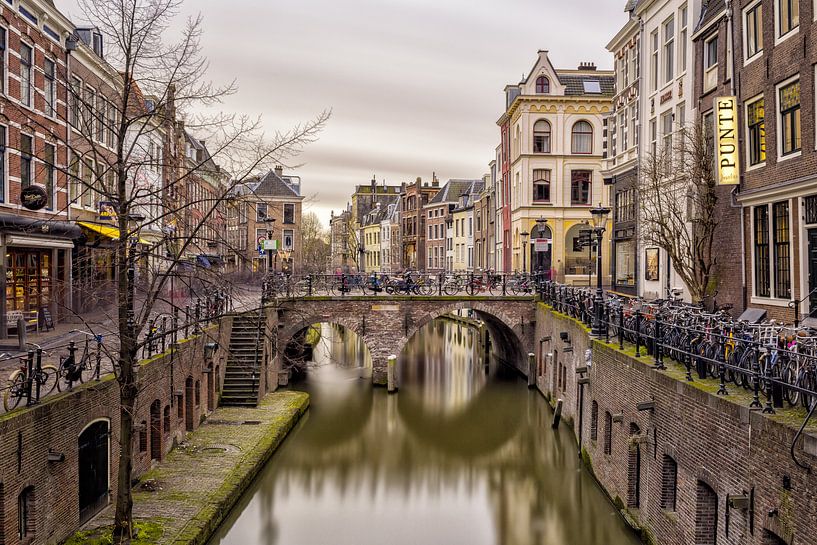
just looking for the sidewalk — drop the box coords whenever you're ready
[66,390,309,545]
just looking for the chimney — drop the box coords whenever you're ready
[274,165,283,178]
[578,62,597,71]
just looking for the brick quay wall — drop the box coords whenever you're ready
[534,303,817,545]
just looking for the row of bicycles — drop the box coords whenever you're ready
[545,283,817,409]
[263,271,542,298]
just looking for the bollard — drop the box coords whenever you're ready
[551,398,563,429]
[527,353,536,388]
[17,317,26,350]
[387,354,398,393]
[25,350,34,406]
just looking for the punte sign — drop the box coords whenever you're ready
[715,96,740,185]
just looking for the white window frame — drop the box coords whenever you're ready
[650,29,659,92]
[743,0,764,65]
[749,201,794,306]
[19,42,32,108]
[745,93,766,170]
[678,4,688,74]
[662,16,675,85]
[703,34,718,92]
[775,0,799,44]
[776,74,801,161]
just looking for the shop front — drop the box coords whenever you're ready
[0,214,79,337]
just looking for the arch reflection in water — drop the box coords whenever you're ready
[207,319,640,545]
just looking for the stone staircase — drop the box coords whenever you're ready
[220,311,264,407]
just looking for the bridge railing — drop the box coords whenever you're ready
[260,271,549,299]
[539,281,817,436]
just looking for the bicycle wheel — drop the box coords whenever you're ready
[38,365,59,397]
[783,366,799,407]
[442,283,458,296]
[3,370,27,411]
[418,283,434,296]
[465,283,476,296]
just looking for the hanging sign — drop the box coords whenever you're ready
[20,185,47,210]
[715,96,740,185]
[534,238,551,252]
[262,239,279,251]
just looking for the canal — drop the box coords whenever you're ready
[208,318,640,545]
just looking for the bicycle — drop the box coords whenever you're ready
[3,352,57,411]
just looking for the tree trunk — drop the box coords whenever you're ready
[113,351,137,544]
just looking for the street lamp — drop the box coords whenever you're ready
[358,242,365,273]
[264,217,276,273]
[521,230,529,274]
[589,203,611,336]
[534,217,547,276]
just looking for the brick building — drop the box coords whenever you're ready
[400,176,439,271]
[226,167,303,275]
[424,179,476,273]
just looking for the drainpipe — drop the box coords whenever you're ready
[636,15,645,298]
[725,0,747,311]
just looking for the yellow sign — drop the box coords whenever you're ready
[371,304,399,312]
[715,96,740,185]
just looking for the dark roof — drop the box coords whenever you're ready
[231,170,301,199]
[695,0,726,32]
[557,74,615,96]
[428,179,482,205]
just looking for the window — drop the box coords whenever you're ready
[571,121,593,154]
[20,43,32,107]
[44,59,55,117]
[70,77,81,127]
[18,486,35,539]
[650,118,657,156]
[533,119,551,153]
[663,16,675,83]
[96,94,105,142]
[679,5,688,72]
[0,125,5,203]
[779,79,801,156]
[590,401,598,441]
[661,110,673,164]
[283,229,294,250]
[85,87,96,133]
[704,35,718,90]
[747,97,766,165]
[745,1,763,59]
[661,455,678,511]
[619,110,627,151]
[284,203,295,224]
[773,201,791,299]
[570,170,591,205]
[20,134,32,189]
[533,169,550,202]
[256,202,268,221]
[603,411,612,455]
[650,30,658,91]
[778,0,799,38]
[0,28,6,95]
[615,188,635,222]
[535,75,549,94]
[754,205,770,297]
[82,158,94,207]
[44,143,55,210]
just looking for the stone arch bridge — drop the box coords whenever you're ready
[276,296,537,385]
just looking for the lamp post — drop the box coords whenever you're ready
[521,230,529,273]
[534,217,547,276]
[589,204,611,336]
[265,217,276,273]
[358,242,365,273]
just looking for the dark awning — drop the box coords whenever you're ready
[200,254,224,267]
[196,255,212,269]
[0,213,82,239]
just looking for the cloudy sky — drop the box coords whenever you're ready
[57,0,624,226]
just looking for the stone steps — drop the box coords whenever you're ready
[221,312,264,407]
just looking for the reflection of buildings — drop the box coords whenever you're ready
[213,320,639,545]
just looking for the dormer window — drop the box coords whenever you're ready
[535,76,549,94]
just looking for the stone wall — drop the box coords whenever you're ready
[0,317,233,545]
[534,303,817,545]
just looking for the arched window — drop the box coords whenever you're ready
[603,411,613,455]
[571,120,593,154]
[535,76,549,94]
[590,401,599,441]
[533,120,551,153]
[661,455,678,511]
[18,486,35,539]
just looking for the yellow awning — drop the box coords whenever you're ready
[77,222,151,245]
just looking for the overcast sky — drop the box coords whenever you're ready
[57,0,625,226]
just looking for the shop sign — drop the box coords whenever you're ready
[98,201,118,220]
[534,238,551,252]
[715,96,740,185]
[20,185,47,210]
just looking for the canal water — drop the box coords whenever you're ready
[208,319,640,545]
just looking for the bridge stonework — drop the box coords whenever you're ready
[276,296,537,384]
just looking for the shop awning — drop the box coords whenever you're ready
[78,222,150,244]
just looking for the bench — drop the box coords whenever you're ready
[7,310,39,335]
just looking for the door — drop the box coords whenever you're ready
[78,420,109,524]
[809,229,817,316]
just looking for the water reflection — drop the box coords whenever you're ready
[208,318,639,545]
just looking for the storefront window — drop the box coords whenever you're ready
[615,240,636,287]
[6,250,50,314]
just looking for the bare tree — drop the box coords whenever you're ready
[301,211,330,274]
[2,1,330,542]
[639,120,719,305]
